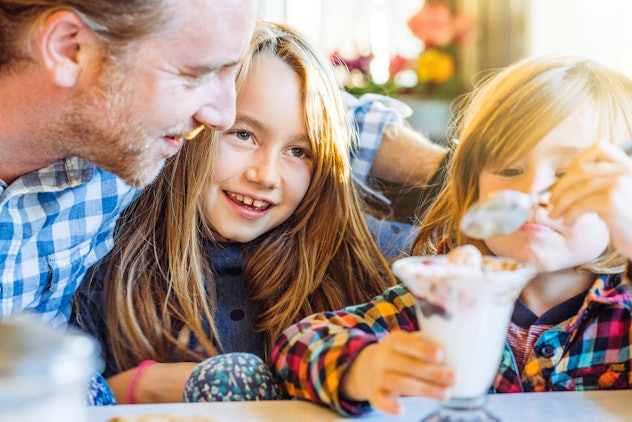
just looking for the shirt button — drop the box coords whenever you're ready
[230,309,245,321]
[538,345,555,358]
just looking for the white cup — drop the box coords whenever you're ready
[0,318,101,422]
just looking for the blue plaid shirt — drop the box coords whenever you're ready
[0,157,138,327]
[346,93,409,205]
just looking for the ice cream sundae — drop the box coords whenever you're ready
[392,246,536,420]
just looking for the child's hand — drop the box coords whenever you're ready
[340,330,454,415]
[550,141,632,258]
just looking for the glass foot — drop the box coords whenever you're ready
[421,396,500,422]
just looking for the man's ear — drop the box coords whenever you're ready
[39,10,99,88]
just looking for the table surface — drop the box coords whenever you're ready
[88,390,632,422]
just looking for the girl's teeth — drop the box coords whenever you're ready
[230,193,269,209]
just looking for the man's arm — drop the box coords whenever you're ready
[347,93,447,191]
[371,123,447,188]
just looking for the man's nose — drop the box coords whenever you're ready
[193,78,237,132]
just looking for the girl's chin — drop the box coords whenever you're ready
[212,232,263,244]
[526,261,590,274]
[485,249,549,271]
[209,231,237,243]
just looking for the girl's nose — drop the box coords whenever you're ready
[522,174,556,210]
[520,171,556,196]
[244,154,280,189]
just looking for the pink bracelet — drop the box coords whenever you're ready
[127,359,157,404]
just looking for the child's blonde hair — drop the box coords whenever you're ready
[415,55,632,273]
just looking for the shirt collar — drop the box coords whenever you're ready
[21,157,96,191]
[569,273,632,329]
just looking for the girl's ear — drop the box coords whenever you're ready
[39,10,100,88]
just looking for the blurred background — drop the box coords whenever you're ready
[258,0,632,142]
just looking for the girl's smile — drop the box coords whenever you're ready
[226,191,273,211]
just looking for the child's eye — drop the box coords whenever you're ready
[496,167,522,177]
[555,171,566,179]
[234,131,252,142]
[290,147,306,158]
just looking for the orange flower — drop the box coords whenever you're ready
[414,48,454,84]
[407,2,455,47]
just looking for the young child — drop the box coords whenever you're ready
[72,20,402,404]
[271,55,632,416]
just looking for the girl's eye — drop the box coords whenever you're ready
[235,131,251,141]
[290,147,306,158]
[496,167,522,177]
[555,171,566,179]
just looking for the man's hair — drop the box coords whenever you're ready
[0,0,171,68]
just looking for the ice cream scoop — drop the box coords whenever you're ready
[460,187,550,239]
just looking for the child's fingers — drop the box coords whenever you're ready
[550,170,626,219]
[387,330,445,363]
[381,331,455,385]
[378,368,451,400]
[369,383,450,416]
[369,389,403,415]
[380,354,455,387]
[554,149,629,192]
[556,142,632,192]
[570,141,632,167]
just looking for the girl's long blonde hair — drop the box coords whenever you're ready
[414,55,632,274]
[96,20,396,371]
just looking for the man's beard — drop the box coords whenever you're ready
[50,61,165,188]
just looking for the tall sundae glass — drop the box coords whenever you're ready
[392,246,537,421]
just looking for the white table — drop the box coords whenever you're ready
[87,390,632,421]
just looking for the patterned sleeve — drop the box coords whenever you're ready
[271,284,418,416]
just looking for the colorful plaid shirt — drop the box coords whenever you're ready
[0,157,138,327]
[272,273,632,417]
